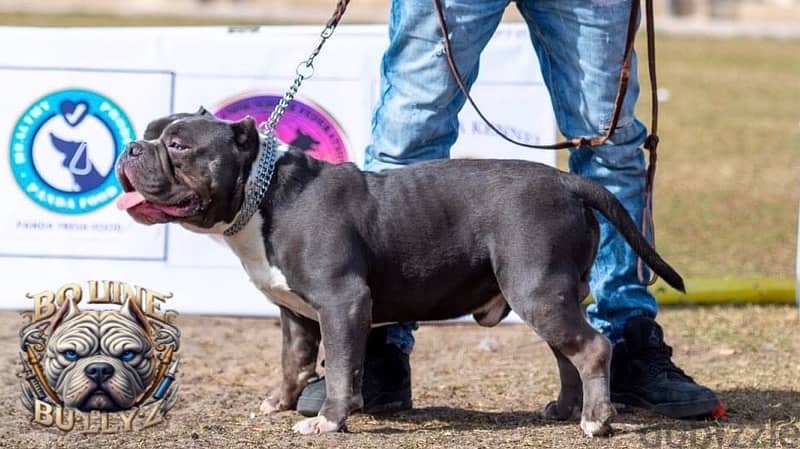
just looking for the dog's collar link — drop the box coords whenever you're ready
[223,133,278,237]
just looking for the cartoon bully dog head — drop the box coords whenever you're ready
[42,298,157,412]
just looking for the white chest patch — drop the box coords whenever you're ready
[223,212,318,321]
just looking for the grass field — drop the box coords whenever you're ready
[1,12,798,279]
[634,35,800,279]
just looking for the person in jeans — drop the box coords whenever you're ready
[298,0,719,419]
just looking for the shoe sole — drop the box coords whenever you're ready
[611,392,718,419]
[364,399,412,415]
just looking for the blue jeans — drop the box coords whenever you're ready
[366,0,657,348]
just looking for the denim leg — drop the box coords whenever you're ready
[572,127,657,344]
[366,0,510,171]
[384,322,420,355]
[517,0,657,344]
[367,0,508,352]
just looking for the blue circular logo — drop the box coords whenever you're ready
[9,89,135,214]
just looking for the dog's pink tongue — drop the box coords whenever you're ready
[116,191,146,210]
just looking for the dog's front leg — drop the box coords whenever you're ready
[261,307,321,415]
[292,286,371,434]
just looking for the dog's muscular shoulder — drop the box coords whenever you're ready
[224,210,318,320]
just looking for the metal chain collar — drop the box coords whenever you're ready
[223,9,346,237]
[223,135,277,236]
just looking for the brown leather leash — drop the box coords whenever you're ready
[313,0,660,285]
[433,0,661,285]
[325,0,350,28]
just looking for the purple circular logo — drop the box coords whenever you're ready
[214,94,349,164]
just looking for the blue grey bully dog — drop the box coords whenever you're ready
[115,108,685,437]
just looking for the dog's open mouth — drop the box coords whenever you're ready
[116,168,202,223]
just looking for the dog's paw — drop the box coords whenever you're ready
[292,416,342,434]
[543,400,580,421]
[580,404,615,438]
[580,417,613,438]
[259,394,289,415]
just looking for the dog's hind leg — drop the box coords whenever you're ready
[501,271,615,437]
[543,344,582,421]
[562,324,615,437]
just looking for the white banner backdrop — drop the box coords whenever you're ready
[0,25,556,316]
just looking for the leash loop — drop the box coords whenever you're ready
[433,0,662,286]
[296,61,315,80]
[321,25,336,39]
[238,0,665,287]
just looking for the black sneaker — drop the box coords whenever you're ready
[296,326,412,417]
[610,316,720,419]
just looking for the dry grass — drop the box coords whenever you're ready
[634,35,800,279]
[2,306,799,449]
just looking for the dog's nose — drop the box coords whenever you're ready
[126,142,143,158]
[85,362,115,384]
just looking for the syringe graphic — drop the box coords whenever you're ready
[24,346,62,405]
[153,358,178,400]
[20,353,47,400]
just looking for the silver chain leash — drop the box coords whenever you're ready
[261,24,337,134]
[225,20,345,237]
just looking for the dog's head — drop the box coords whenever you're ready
[43,299,157,412]
[115,107,260,229]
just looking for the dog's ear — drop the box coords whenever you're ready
[143,107,213,140]
[231,116,259,149]
[120,297,153,338]
[144,115,180,140]
[47,298,80,336]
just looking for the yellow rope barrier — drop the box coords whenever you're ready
[583,278,797,306]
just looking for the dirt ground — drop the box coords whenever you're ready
[1,305,798,448]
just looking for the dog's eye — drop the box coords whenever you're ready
[63,350,79,361]
[168,141,189,151]
[120,350,136,362]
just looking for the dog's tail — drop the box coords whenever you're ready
[562,173,685,293]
